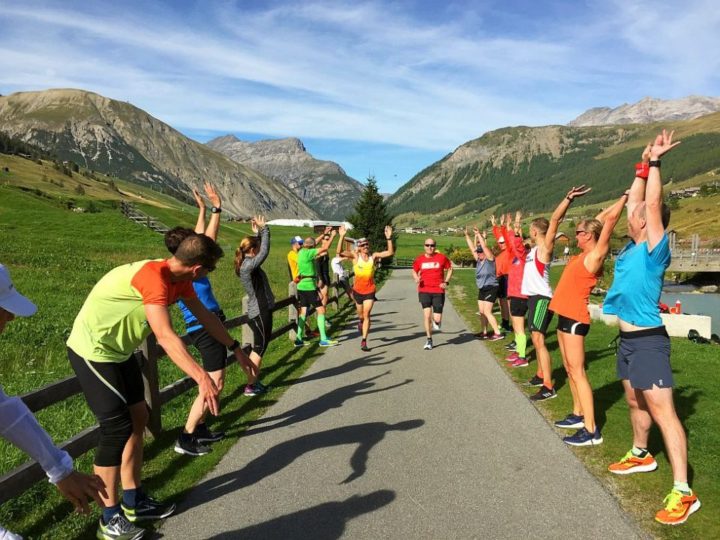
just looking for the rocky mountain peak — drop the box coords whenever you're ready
[569,95,720,126]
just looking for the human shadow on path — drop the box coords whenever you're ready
[271,353,403,388]
[201,490,397,540]
[174,420,424,513]
[372,331,428,349]
[242,372,414,436]
[432,332,478,348]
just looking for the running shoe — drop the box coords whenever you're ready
[554,413,585,429]
[254,380,270,393]
[174,433,211,456]
[360,339,370,352]
[243,384,257,396]
[505,340,516,350]
[530,386,557,401]
[563,427,603,446]
[608,450,658,475]
[97,514,144,540]
[293,338,306,347]
[487,333,505,342]
[505,352,519,362]
[477,332,488,340]
[655,489,701,525]
[319,339,339,347]
[193,423,225,443]
[122,496,176,522]
[432,320,441,331]
[423,339,433,350]
[510,357,529,368]
[524,375,544,387]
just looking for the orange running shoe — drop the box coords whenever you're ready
[655,489,701,525]
[608,450,658,475]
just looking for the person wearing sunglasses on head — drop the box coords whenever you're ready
[1,264,107,540]
[412,237,452,350]
[336,225,394,351]
[65,207,247,539]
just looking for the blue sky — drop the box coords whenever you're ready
[1,0,719,193]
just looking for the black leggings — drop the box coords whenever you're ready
[68,348,144,467]
[247,312,273,357]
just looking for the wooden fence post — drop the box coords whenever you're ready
[138,334,162,437]
[288,281,298,341]
[241,295,254,351]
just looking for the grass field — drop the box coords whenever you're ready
[447,266,718,539]
[0,183,360,539]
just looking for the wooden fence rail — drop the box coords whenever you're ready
[0,274,350,507]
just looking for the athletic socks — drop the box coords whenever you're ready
[103,504,122,524]
[632,446,648,458]
[317,314,328,341]
[674,480,691,494]
[122,486,144,508]
[515,333,527,358]
[297,316,306,340]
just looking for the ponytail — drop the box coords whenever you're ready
[234,236,260,276]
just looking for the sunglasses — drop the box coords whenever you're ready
[425,243,436,247]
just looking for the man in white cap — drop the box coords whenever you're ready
[0,264,107,540]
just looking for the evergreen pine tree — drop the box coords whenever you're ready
[347,175,395,259]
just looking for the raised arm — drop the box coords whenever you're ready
[646,130,680,250]
[241,216,270,273]
[626,142,652,222]
[372,225,395,259]
[543,185,591,259]
[192,187,206,234]
[336,225,356,259]
[314,227,336,257]
[464,227,479,260]
[475,226,495,261]
[204,182,222,242]
[585,192,628,274]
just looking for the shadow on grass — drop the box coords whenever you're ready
[190,490,397,540]
[170,420,424,512]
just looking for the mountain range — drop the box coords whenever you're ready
[0,89,317,219]
[206,135,363,220]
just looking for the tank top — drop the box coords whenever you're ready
[352,255,376,294]
[475,258,498,289]
[549,253,599,324]
[521,246,553,298]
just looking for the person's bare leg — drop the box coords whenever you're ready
[480,301,500,334]
[532,331,550,383]
[423,307,433,338]
[558,332,582,416]
[185,369,224,434]
[120,401,148,490]
[564,333,596,431]
[643,386,688,482]
[362,300,374,339]
[622,380,652,450]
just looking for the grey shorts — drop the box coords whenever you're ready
[616,327,673,390]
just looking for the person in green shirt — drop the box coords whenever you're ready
[295,227,337,347]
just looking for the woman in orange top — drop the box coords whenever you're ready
[336,224,394,352]
[549,191,629,446]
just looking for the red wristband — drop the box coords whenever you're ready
[635,162,649,180]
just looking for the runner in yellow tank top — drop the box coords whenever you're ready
[337,224,394,352]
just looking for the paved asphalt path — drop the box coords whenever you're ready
[159,270,646,540]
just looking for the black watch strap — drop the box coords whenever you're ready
[648,160,661,168]
[211,206,222,214]
[228,339,240,351]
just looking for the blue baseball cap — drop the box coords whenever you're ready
[290,236,304,245]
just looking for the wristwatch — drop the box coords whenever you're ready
[211,206,222,214]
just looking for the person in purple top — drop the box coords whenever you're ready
[167,183,254,457]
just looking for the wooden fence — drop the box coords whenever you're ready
[0,276,350,506]
[120,201,170,234]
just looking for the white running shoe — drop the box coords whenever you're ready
[432,321,441,332]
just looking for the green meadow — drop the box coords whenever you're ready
[0,181,357,539]
[447,266,718,540]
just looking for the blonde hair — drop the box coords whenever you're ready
[580,219,603,241]
[234,236,260,276]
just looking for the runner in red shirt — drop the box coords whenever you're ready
[491,214,512,332]
[412,239,452,350]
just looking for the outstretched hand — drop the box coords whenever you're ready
[252,215,266,232]
[56,470,107,515]
[192,187,205,209]
[650,129,681,159]
[204,182,221,208]
[384,225,393,240]
[490,214,496,226]
[338,225,347,236]
[641,142,652,163]
[566,184,592,201]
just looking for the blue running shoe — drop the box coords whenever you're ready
[319,339,338,347]
[293,338,306,347]
[554,414,584,429]
[563,427,603,447]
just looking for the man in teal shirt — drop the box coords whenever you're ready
[295,227,337,347]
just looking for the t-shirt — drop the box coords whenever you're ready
[413,253,451,293]
[287,250,299,280]
[297,248,319,291]
[66,260,196,363]
[603,235,671,327]
[331,256,348,279]
[178,277,222,333]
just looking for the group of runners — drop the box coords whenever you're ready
[0,130,699,539]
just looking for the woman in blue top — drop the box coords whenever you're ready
[465,226,504,341]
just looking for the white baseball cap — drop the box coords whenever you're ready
[0,264,37,316]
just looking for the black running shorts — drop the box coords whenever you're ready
[509,296,528,317]
[478,285,499,303]
[527,295,554,335]
[297,289,322,308]
[188,327,228,372]
[419,292,445,313]
[557,315,590,336]
[353,290,377,304]
[616,326,673,390]
[497,275,509,299]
